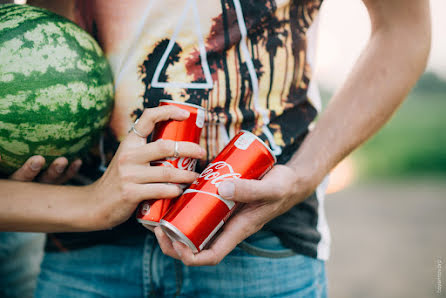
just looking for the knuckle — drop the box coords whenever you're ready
[159,140,174,155]
[120,184,133,202]
[273,181,287,198]
[163,105,177,114]
[208,251,222,266]
[191,143,202,153]
[240,224,257,240]
[210,258,220,266]
[161,167,174,181]
[119,169,132,183]
[22,170,35,181]
[141,108,153,121]
[117,152,128,165]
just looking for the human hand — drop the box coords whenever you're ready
[86,105,206,230]
[154,164,316,266]
[6,155,82,184]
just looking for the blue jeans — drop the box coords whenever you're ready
[35,231,326,297]
[0,232,45,298]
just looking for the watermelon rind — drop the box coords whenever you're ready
[0,4,114,175]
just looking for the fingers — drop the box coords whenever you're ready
[155,210,260,266]
[39,159,82,184]
[61,160,83,183]
[217,166,292,203]
[218,179,275,203]
[155,226,181,258]
[9,155,45,181]
[124,140,205,164]
[9,156,82,184]
[123,165,198,184]
[38,157,68,183]
[127,106,190,141]
[124,183,183,203]
[38,158,82,184]
[142,224,156,232]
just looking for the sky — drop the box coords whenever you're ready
[314,0,446,91]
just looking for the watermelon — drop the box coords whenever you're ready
[0,4,114,175]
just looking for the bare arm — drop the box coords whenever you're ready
[0,107,205,233]
[289,0,431,185]
[156,0,432,265]
[0,181,91,232]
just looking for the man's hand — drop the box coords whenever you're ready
[155,164,315,266]
[8,155,82,184]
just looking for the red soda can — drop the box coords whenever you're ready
[159,130,276,253]
[136,100,205,227]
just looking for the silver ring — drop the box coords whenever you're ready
[129,119,145,138]
[173,141,179,158]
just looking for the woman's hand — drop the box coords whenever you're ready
[85,105,205,230]
[0,105,204,233]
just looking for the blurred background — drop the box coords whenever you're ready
[316,1,446,297]
[1,0,444,297]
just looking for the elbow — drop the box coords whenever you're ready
[370,21,431,79]
[365,0,432,76]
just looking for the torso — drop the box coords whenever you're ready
[76,0,322,166]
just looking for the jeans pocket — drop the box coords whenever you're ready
[237,231,296,258]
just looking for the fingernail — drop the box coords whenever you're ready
[218,181,235,199]
[181,110,190,118]
[173,242,182,257]
[30,159,42,171]
[55,164,66,174]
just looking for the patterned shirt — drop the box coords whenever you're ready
[48,0,330,260]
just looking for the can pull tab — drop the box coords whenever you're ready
[234,132,255,150]
[196,109,205,128]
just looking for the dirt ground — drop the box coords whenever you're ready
[325,178,446,298]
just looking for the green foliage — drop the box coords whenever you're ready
[322,72,446,179]
[355,93,446,178]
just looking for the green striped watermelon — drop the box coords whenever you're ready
[0,4,114,175]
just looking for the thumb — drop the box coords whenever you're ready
[218,179,270,203]
[10,155,45,181]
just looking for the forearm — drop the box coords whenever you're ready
[289,0,431,189]
[0,180,93,232]
[0,107,204,233]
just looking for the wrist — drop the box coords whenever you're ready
[64,184,102,232]
[287,160,324,199]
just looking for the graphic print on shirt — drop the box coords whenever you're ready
[150,0,214,90]
[107,0,322,165]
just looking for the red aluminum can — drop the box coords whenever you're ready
[159,130,276,253]
[136,100,205,227]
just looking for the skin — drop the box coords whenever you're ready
[6,156,82,185]
[0,106,205,232]
[1,0,431,266]
[153,0,432,266]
